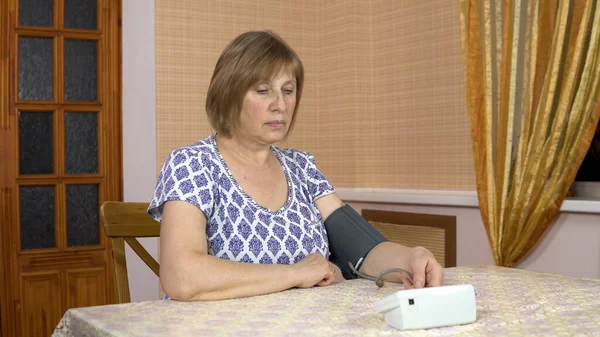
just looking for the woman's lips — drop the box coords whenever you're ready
[266,121,286,129]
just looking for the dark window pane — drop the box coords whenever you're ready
[575,120,600,182]
[65,112,98,174]
[66,184,99,247]
[19,111,54,175]
[20,185,55,250]
[64,39,97,101]
[18,37,53,101]
[64,0,97,30]
[19,0,54,27]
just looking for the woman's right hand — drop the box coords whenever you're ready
[291,253,336,288]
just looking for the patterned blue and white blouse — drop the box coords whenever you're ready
[148,134,336,265]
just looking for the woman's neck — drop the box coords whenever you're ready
[215,133,272,167]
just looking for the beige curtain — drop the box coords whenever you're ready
[458,0,600,267]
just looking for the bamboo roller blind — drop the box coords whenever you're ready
[155,0,475,190]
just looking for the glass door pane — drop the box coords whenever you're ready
[18,111,54,175]
[19,185,56,250]
[66,184,99,247]
[64,112,98,174]
[64,39,98,101]
[64,0,97,30]
[18,37,54,101]
[18,0,54,27]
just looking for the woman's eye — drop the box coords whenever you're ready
[283,89,295,95]
[256,89,269,94]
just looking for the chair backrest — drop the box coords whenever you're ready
[362,209,457,267]
[101,201,160,303]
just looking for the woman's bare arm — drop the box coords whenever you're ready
[159,200,335,301]
[315,193,443,287]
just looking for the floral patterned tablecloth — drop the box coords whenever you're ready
[52,265,600,336]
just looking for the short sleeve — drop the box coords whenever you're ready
[147,148,216,221]
[301,152,336,202]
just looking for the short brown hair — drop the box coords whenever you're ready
[205,30,304,138]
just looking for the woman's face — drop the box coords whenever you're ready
[235,71,297,145]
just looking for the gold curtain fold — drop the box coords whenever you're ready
[459,0,600,267]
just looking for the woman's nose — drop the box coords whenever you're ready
[271,92,286,112]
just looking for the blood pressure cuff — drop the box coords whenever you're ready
[324,205,388,280]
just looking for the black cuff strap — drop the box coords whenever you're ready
[324,205,387,279]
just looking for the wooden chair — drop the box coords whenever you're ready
[101,201,160,303]
[362,209,457,267]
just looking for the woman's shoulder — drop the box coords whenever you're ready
[165,134,219,164]
[273,146,315,164]
[272,146,323,181]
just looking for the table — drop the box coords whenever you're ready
[52,265,600,336]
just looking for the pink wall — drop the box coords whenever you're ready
[122,0,160,301]
[348,202,600,279]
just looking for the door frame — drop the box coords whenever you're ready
[1,2,14,336]
[0,1,123,335]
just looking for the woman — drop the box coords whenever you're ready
[148,30,444,301]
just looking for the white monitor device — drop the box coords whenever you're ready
[375,284,477,331]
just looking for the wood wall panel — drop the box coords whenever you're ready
[66,268,106,309]
[362,209,457,267]
[371,222,447,266]
[20,250,106,273]
[20,272,61,337]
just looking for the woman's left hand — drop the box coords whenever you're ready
[403,246,444,289]
[329,262,345,283]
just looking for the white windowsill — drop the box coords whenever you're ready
[336,188,600,214]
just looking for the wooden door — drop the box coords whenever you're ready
[0,1,122,336]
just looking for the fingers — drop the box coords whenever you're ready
[401,274,415,289]
[325,264,336,285]
[316,271,335,286]
[409,257,428,289]
[426,263,444,287]
[316,263,336,287]
[316,276,333,287]
[329,262,345,283]
[408,247,446,288]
